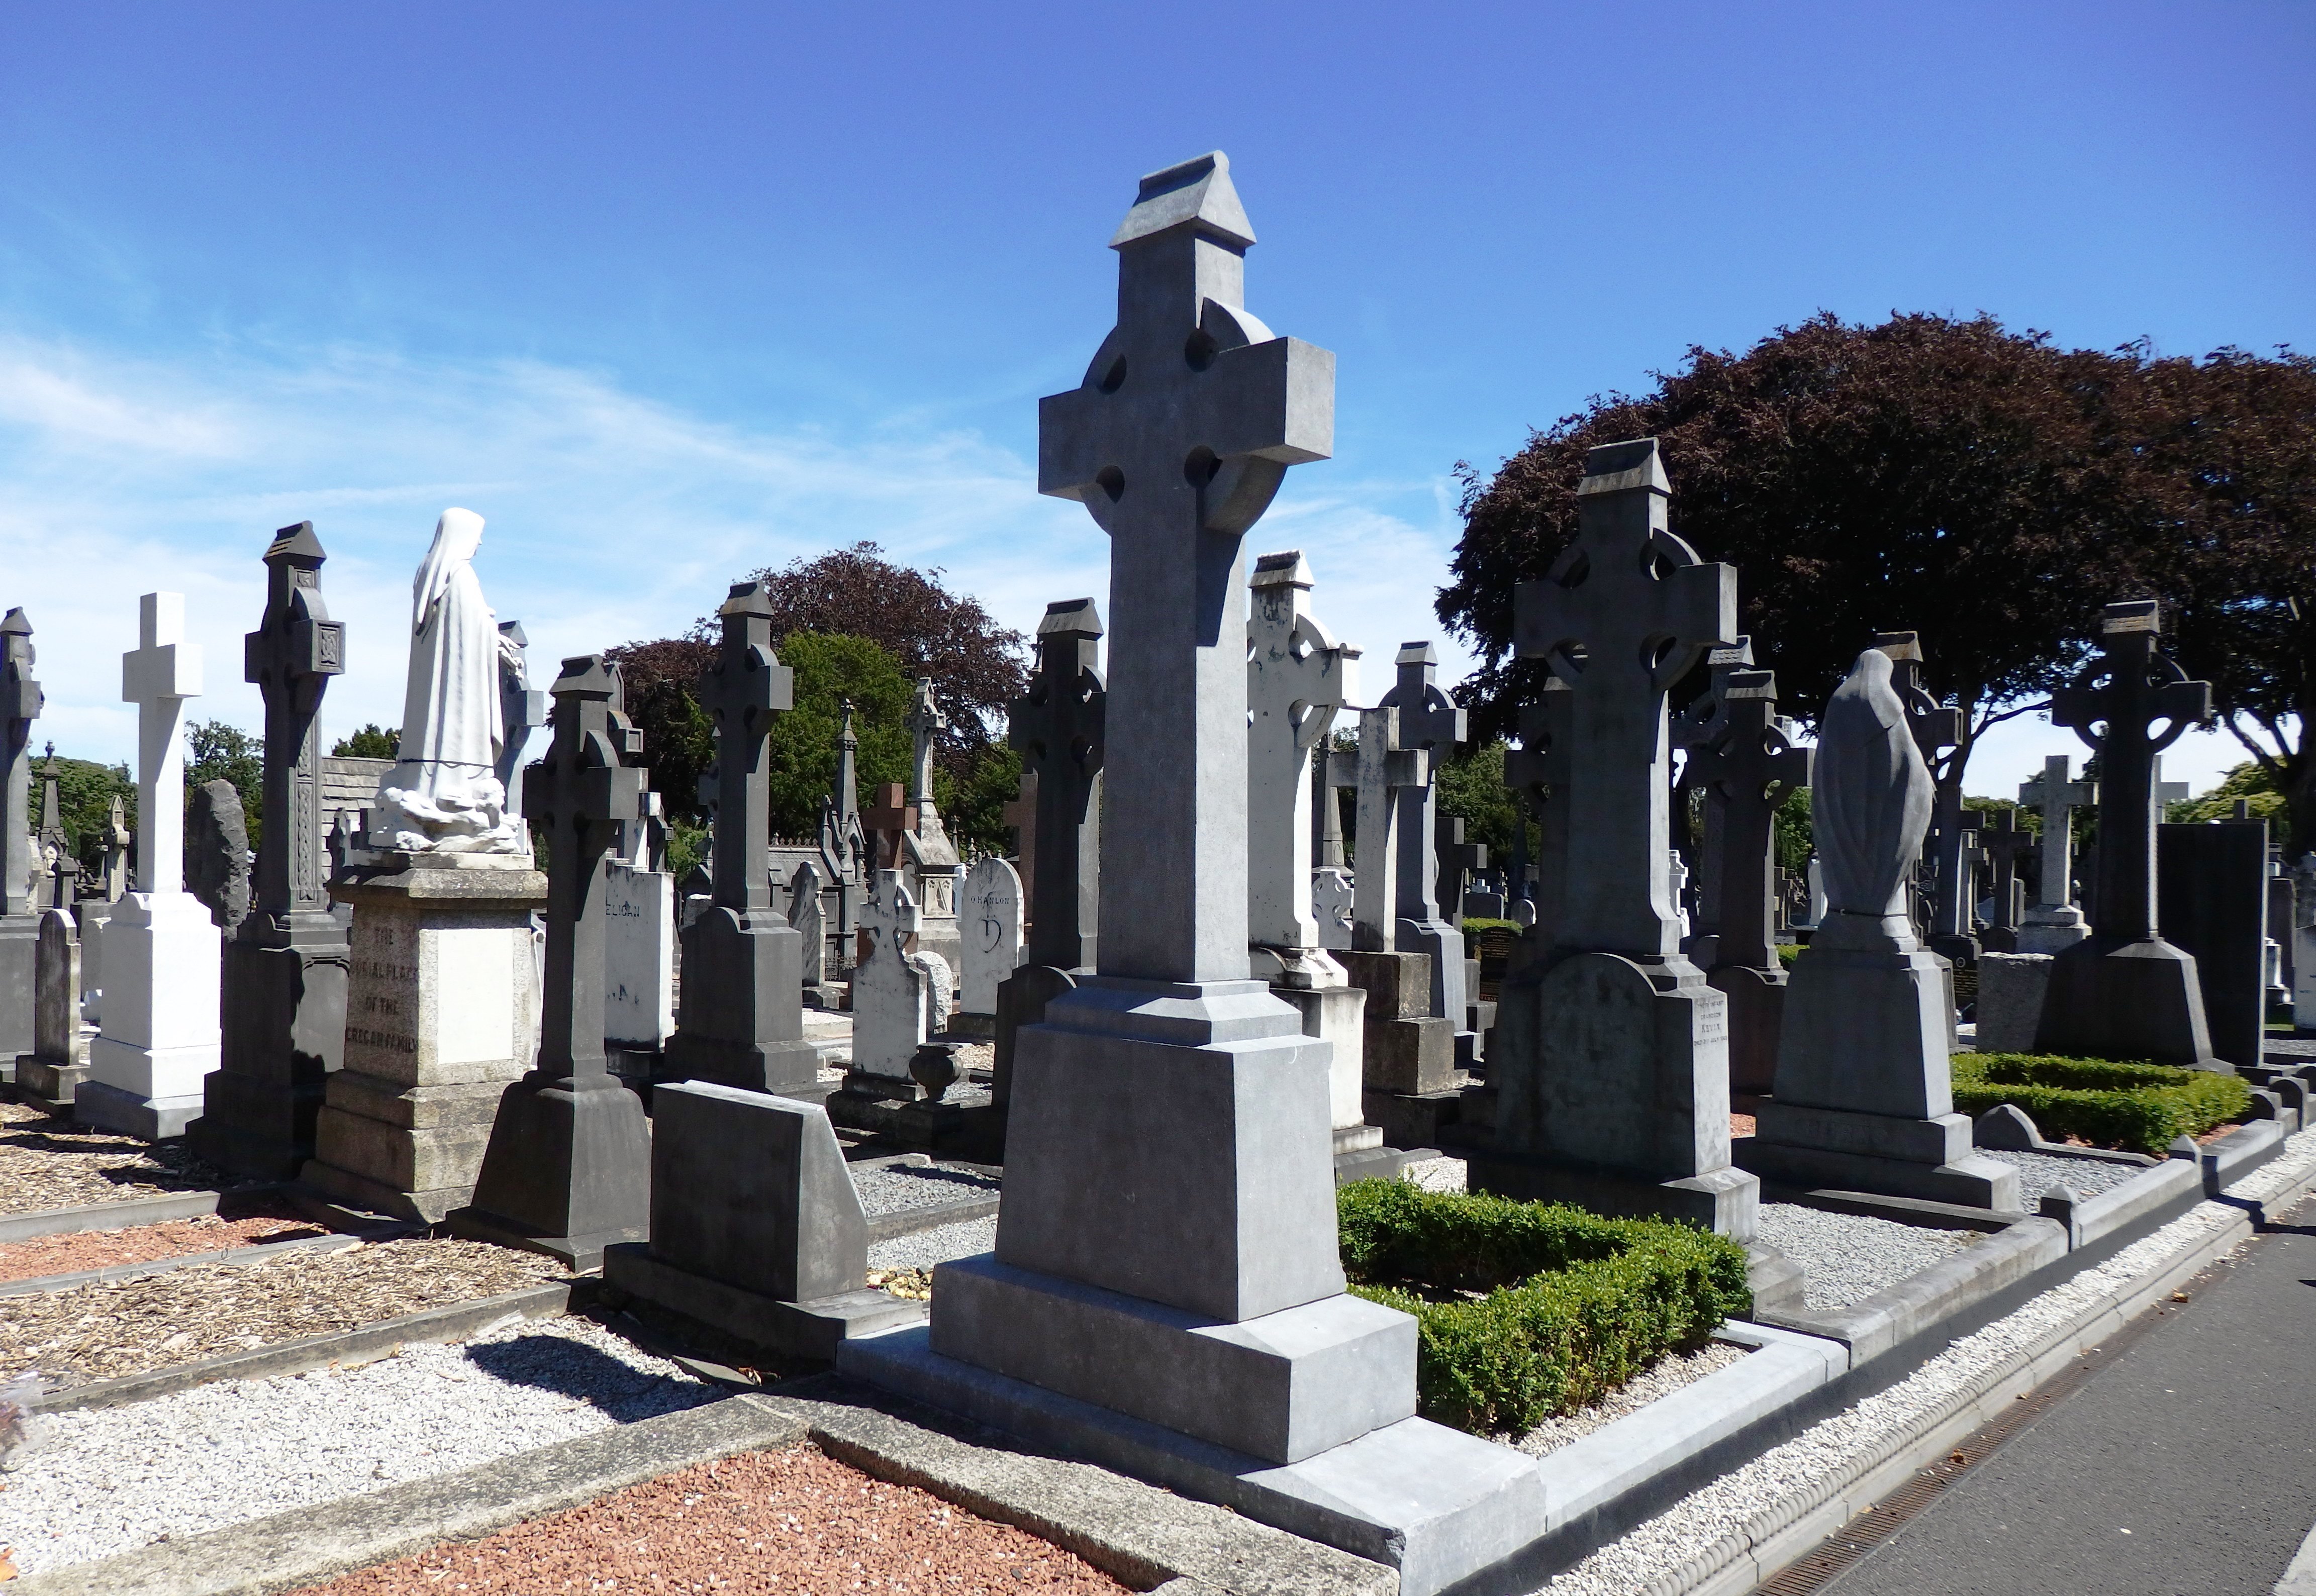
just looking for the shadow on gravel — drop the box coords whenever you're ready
[463,1333,719,1420]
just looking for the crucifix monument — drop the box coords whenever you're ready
[191,522,352,1177]
[1378,643,1470,1045]
[1671,638,1756,966]
[2016,755,2094,951]
[1976,806,2034,953]
[450,655,652,1269]
[844,152,1537,1585]
[659,581,819,1095]
[0,608,42,1059]
[1472,438,1758,1238]
[2035,600,2222,1067]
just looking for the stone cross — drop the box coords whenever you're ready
[243,523,346,928]
[524,656,646,1083]
[1329,706,1426,952]
[1673,638,1756,944]
[1435,813,1485,921]
[1979,807,2033,935]
[2018,755,2095,910]
[1007,599,1105,970]
[698,582,794,914]
[496,621,547,825]
[2,609,43,919]
[861,782,915,874]
[1513,440,1735,955]
[1038,152,1332,983]
[905,678,949,829]
[1505,677,1574,939]
[2052,601,2211,943]
[1245,550,1356,958]
[1682,668,1811,971]
[122,593,204,897]
[1377,643,1465,929]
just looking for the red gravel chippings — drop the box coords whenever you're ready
[0,1199,325,1285]
[287,1444,1130,1595]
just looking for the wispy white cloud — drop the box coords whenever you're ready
[0,333,1475,767]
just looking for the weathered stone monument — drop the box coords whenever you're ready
[0,609,41,1060]
[1672,638,1756,968]
[1869,632,1973,966]
[1683,667,1811,1094]
[658,582,820,1095]
[190,523,352,1178]
[603,789,676,1073]
[1738,650,2019,1208]
[301,515,547,1221]
[1312,864,1354,949]
[845,152,1536,1589]
[2035,601,2222,1068]
[32,753,74,912]
[81,593,224,1139]
[1379,643,1472,1050]
[992,599,1104,1105]
[2016,755,2094,952]
[15,911,89,1101]
[901,680,962,979]
[1472,438,1758,1237]
[1244,550,1375,1168]
[494,619,548,817]
[604,1081,917,1357]
[1976,806,2034,954]
[844,870,933,1095]
[449,655,652,1268]
[185,781,252,932]
[958,855,1023,1022]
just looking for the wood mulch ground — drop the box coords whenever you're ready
[0,1193,325,1284]
[0,1237,567,1389]
[285,1443,1126,1595]
[0,1099,232,1215]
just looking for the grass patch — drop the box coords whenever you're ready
[1339,1179,1751,1437]
[1951,1051,2252,1154]
[1460,917,1522,938]
[1775,942,1804,966]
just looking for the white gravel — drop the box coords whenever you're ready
[0,1313,716,1576]
[852,1163,1001,1218]
[1977,1147,2147,1205]
[1754,1203,1983,1311]
[867,1215,999,1271]
[1514,1341,1752,1457]
[1400,1155,1469,1194]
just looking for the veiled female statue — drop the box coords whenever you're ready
[370,509,529,855]
[1814,648,1935,925]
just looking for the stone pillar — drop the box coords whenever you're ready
[844,155,1537,1587]
[1473,438,1760,1238]
[2156,817,2269,1069]
[449,656,652,1269]
[2035,602,2222,1068]
[0,609,42,1060]
[191,523,352,1178]
[81,593,223,1139]
[1738,650,2019,1209]
[1976,807,2034,954]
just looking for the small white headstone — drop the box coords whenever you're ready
[849,871,928,1085]
[960,856,1023,1015]
[1312,867,1355,950]
[603,860,676,1049]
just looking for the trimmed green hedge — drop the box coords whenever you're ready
[1339,1180,1751,1436]
[1951,1052,2252,1154]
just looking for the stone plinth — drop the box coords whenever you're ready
[2014,906,2092,955]
[1340,950,1458,1096]
[299,858,545,1222]
[1710,963,1788,1095]
[661,906,820,1094]
[1975,951,2052,1054]
[1263,974,1372,1156]
[604,1081,915,1358]
[78,892,222,1139]
[2157,820,2269,1070]
[187,915,348,1179]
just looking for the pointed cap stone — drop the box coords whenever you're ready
[1871,630,1924,663]
[550,654,619,700]
[1,608,29,637]
[1110,152,1256,251]
[1577,437,1671,497]
[2103,598,2162,636]
[1250,550,1312,590]
[720,579,776,621]
[1395,641,1437,667]
[499,619,529,648]
[1038,597,1104,639]
[263,521,326,567]
[2168,1133,2201,1160]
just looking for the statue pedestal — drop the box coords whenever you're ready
[78,891,221,1139]
[299,857,545,1222]
[189,912,351,1180]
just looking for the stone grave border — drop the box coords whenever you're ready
[0,1186,237,1245]
[0,1229,362,1300]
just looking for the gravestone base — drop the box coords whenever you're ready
[188,924,351,1180]
[448,1076,652,1271]
[1362,1084,1470,1151]
[0,915,36,1058]
[2015,906,2092,955]
[1708,963,1788,1095]
[1974,952,2053,1054]
[1926,931,1980,967]
[661,908,820,1095]
[1267,979,1369,1148]
[16,1047,91,1109]
[1740,1105,2020,1209]
[605,1250,920,1359]
[74,1079,205,1140]
[1469,1149,1760,1235]
[944,1012,996,1040]
[1340,951,1460,1096]
[992,964,1079,1107]
[2036,936,2222,1069]
[661,1033,823,1097]
[79,892,223,1139]
[1979,926,2020,954]
[299,859,547,1225]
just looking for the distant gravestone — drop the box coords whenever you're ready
[787,858,828,985]
[846,870,931,1096]
[186,779,252,933]
[960,856,1023,1016]
[1379,643,1468,1035]
[1312,867,1354,950]
[15,909,89,1104]
[1977,808,2034,953]
[0,609,41,1063]
[2157,818,2269,1069]
[2016,755,2094,951]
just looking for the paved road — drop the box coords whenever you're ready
[1824,1190,2316,1596]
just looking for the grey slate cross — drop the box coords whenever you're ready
[524,656,647,1084]
[1683,668,1811,972]
[242,523,346,927]
[1039,152,1332,982]
[2,609,42,919]
[1673,638,1756,940]
[1008,600,1105,971]
[1435,813,1486,920]
[1979,807,2034,935]
[1378,643,1466,927]
[1329,706,1427,953]
[1514,439,1735,955]
[2052,601,2212,943]
[1871,632,1964,758]
[697,582,794,913]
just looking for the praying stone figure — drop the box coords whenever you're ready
[370,510,529,855]
[1473,438,1759,1240]
[842,152,1537,1589]
[2034,601,2220,1068]
[1738,650,2018,1208]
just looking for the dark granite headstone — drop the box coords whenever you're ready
[185,779,251,932]
[2158,818,2268,1069]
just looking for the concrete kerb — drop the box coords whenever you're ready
[866,1192,1002,1243]
[0,1187,240,1246]
[0,1230,362,1299]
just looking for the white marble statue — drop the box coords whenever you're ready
[1815,649,1935,920]
[370,510,529,855]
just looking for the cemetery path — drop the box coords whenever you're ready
[1819,1189,2316,1596]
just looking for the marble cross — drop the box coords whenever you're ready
[1039,152,1332,983]
[243,523,345,926]
[2018,754,2094,910]
[1330,706,1426,952]
[2052,601,2211,943]
[2,609,41,919]
[1007,600,1105,971]
[524,655,646,1083]
[1245,550,1357,959]
[121,593,204,898]
[1513,439,1735,955]
[697,581,794,913]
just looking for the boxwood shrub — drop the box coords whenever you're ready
[1951,1051,2252,1154]
[1338,1179,1751,1437]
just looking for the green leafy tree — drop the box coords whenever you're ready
[330,724,400,759]
[763,634,913,839]
[2166,760,2286,827]
[46,755,135,872]
[602,638,717,824]
[936,741,1024,859]
[1436,740,1520,857]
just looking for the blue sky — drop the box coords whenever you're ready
[2,2,2308,796]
